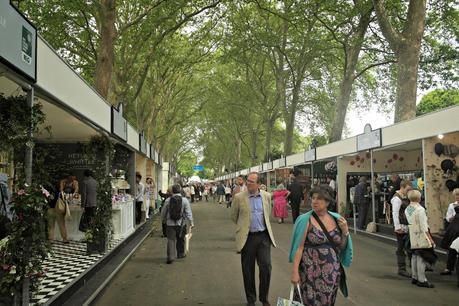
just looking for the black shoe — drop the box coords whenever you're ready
[411,278,418,285]
[417,281,434,288]
[398,270,411,278]
[166,259,173,264]
[177,254,187,259]
[440,269,452,275]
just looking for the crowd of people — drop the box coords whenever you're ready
[155,171,459,305]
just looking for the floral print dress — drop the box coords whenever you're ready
[293,225,342,306]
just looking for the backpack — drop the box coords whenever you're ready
[169,195,183,221]
[392,192,410,225]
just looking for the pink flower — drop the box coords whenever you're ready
[17,189,26,196]
[41,187,50,198]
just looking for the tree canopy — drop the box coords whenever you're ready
[15,0,458,178]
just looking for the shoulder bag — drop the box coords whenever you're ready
[312,211,348,297]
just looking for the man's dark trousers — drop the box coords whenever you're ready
[290,201,301,223]
[358,201,369,229]
[166,225,185,260]
[395,232,410,273]
[241,231,271,304]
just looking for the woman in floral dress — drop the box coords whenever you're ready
[289,185,352,306]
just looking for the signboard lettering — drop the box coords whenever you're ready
[356,124,382,151]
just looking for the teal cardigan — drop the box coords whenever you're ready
[288,210,353,267]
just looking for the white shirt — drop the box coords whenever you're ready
[190,186,195,195]
[135,182,145,202]
[225,186,232,194]
[446,202,459,222]
[391,195,408,233]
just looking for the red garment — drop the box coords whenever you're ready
[273,189,289,218]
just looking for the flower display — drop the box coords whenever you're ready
[0,185,51,297]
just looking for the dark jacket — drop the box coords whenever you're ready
[216,185,225,195]
[287,180,303,203]
[441,214,459,249]
[354,182,368,205]
[81,177,98,208]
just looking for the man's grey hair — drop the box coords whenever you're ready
[172,184,182,194]
[247,172,260,183]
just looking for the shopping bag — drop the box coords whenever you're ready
[79,211,90,232]
[65,201,72,220]
[56,193,66,214]
[185,232,192,254]
[277,284,304,306]
[450,237,459,252]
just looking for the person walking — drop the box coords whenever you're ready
[160,184,193,264]
[231,172,276,306]
[203,184,210,202]
[354,176,370,230]
[80,169,98,228]
[190,184,196,203]
[216,182,225,205]
[145,177,155,219]
[391,180,412,277]
[405,190,436,288]
[287,172,304,223]
[272,179,290,224]
[233,175,247,195]
[225,183,232,208]
[289,185,353,305]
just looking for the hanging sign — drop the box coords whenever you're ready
[193,165,204,172]
[139,132,147,154]
[278,157,286,167]
[304,148,316,162]
[357,124,382,151]
[111,105,127,141]
[0,1,37,81]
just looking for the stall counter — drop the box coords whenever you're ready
[51,200,135,242]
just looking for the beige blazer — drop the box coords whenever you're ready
[231,190,277,252]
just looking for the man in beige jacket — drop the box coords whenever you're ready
[231,172,276,306]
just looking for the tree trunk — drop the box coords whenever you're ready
[94,0,116,100]
[394,46,421,122]
[251,130,258,163]
[373,0,426,123]
[264,117,275,162]
[329,6,372,142]
[330,76,354,142]
[284,84,300,155]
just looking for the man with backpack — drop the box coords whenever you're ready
[160,184,194,264]
[391,180,412,278]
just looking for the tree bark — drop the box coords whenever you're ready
[329,4,372,142]
[394,46,420,121]
[264,117,275,162]
[94,0,116,100]
[373,0,427,123]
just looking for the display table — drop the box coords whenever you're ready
[112,200,135,240]
[52,200,135,242]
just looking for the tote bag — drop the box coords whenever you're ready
[277,284,304,306]
[408,213,432,250]
[56,193,66,214]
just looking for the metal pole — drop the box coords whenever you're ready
[24,87,34,185]
[311,162,314,188]
[370,150,376,223]
[353,201,357,235]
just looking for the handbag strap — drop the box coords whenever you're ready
[289,284,304,305]
[311,211,341,258]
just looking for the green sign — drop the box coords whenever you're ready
[0,1,37,81]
